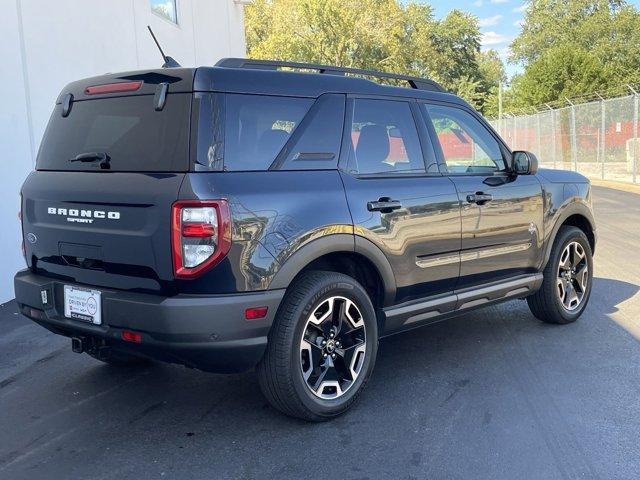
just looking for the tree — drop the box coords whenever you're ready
[476,49,507,117]
[508,0,640,108]
[509,45,613,107]
[510,0,626,64]
[245,0,502,114]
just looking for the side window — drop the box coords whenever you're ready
[224,94,313,171]
[347,99,425,175]
[193,93,225,171]
[275,94,345,170]
[424,104,506,174]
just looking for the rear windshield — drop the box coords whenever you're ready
[36,94,191,172]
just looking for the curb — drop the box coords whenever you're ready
[590,179,640,195]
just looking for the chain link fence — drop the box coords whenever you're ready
[490,93,640,183]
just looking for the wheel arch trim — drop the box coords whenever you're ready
[543,202,596,269]
[268,234,396,306]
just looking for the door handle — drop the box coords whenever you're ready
[466,192,493,205]
[367,198,402,213]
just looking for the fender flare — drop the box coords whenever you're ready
[268,234,396,306]
[542,201,596,268]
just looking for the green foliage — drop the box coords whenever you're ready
[508,45,614,107]
[510,0,624,64]
[245,0,503,114]
[508,0,640,109]
[245,0,640,114]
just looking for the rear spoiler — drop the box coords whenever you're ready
[55,69,195,104]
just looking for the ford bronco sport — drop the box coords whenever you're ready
[15,58,596,421]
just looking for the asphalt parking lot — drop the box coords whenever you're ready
[1,185,640,480]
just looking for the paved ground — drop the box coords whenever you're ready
[1,186,640,480]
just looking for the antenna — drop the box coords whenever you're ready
[147,26,181,68]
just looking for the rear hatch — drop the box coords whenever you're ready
[21,70,194,295]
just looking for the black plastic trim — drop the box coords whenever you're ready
[14,270,285,373]
[382,273,543,336]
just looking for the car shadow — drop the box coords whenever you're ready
[3,276,640,478]
[590,276,640,315]
[47,277,640,421]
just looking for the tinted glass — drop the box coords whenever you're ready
[37,94,191,172]
[193,93,225,171]
[224,94,313,171]
[424,104,506,173]
[275,94,345,170]
[348,99,425,175]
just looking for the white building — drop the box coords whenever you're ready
[1,0,248,303]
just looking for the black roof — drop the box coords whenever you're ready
[215,58,445,92]
[194,63,465,105]
[56,62,466,107]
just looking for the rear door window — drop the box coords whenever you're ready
[346,99,425,175]
[37,94,191,172]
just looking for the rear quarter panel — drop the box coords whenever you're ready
[179,171,353,294]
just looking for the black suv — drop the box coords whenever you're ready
[14,59,596,421]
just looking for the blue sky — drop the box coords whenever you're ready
[416,0,640,78]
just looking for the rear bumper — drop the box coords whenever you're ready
[14,270,285,373]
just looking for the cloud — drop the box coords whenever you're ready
[473,0,483,6]
[512,3,526,12]
[513,18,524,28]
[478,14,503,27]
[490,0,509,4]
[481,31,511,46]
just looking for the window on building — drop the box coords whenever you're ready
[150,0,178,24]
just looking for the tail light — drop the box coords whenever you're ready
[171,200,231,279]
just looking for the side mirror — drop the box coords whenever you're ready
[512,150,539,175]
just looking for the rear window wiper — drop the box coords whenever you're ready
[69,152,111,169]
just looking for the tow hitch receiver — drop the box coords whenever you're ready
[71,337,84,354]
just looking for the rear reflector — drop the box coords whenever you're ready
[245,306,268,320]
[85,81,143,95]
[122,330,142,343]
[22,306,45,320]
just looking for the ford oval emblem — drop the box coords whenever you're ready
[27,233,37,244]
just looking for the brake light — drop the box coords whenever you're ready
[182,223,216,238]
[85,81,143,95]
[171,200,231,279]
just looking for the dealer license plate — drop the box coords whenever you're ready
[64,285,102,325]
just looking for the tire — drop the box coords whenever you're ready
[258,271,378,422]
[527,226,593,324]
[87,348,149,367]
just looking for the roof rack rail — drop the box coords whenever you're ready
[215,58,445,93]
